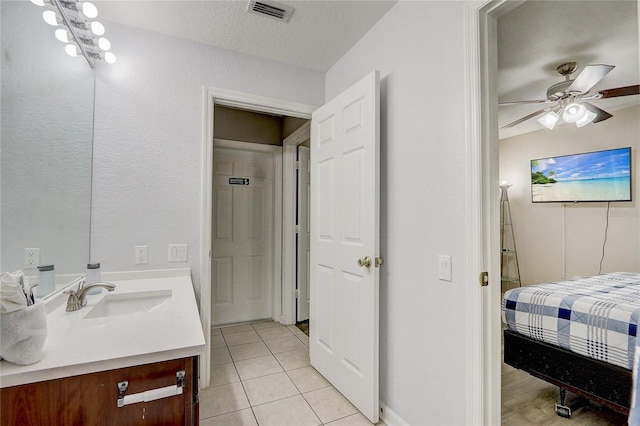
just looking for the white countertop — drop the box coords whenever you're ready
[0,268,205,388]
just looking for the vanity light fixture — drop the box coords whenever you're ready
[30,0,116,67]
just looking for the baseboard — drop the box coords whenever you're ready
[379,401,408,426]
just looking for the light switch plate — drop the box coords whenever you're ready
[168,244,188,262]
[438,255,452,281]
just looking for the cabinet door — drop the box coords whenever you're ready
[1,357,197,425]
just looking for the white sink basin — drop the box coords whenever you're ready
[84,290,172,319]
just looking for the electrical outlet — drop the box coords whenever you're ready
[24,248,40,269]
[135,245,148,264]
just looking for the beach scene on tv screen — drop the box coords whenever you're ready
[531,148,631,202]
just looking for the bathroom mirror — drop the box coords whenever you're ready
[1,1,94,287]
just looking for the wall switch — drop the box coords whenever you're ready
[168,244,188,262]
[438,255,452,281]
[24,248,40,269]
[135,245,148,264]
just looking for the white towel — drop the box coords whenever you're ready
[0,271,30,313]
[0,301,47,365]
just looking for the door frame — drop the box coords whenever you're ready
[211,138,283,326]
[200,86,316,388]
[282,122,311,325]
[464,0,525,423]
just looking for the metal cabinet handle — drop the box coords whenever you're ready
[357,256,372,268]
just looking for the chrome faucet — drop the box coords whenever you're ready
[65,281,116,312]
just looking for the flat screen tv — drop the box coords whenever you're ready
[531,147,632,203]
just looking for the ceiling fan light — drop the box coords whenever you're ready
[538,111,560,130]
[562,103,587,123]
[576,109,597,128]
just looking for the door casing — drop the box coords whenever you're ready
[200,87,315,388]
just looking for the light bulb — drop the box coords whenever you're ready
[42,10,60,26]
[30,0,46,6]
[65,44,80,57]
[90,21,105,36]
[576,110,597,128]
[537,110,560,130]
[98,37,111,51]
[55,28,72,43]
[104,51,117,64]
[562,103,587,123]
[79,1,98,19]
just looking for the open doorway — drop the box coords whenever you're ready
[210,105,309,327]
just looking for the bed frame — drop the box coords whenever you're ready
[503,329,632,416]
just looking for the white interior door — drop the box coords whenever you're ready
[296,145,311,322]
[310,70,380,423]
[212,147,274,325]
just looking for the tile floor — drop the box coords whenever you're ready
[199,320,375,426]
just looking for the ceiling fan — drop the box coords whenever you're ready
[500,62,640,130]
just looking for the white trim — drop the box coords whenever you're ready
[465,0,524,423]
[200,86,316,387]
[379,401,407,426]
[214,138,283,153]
[282,122,311,325]
[199,87,214,389]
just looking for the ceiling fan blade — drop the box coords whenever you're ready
[499,99,551,106]
[501,107,549,129]
[568,64,615,94]
[597,84,640,98]
[583,102,613,123]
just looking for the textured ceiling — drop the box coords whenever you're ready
[94,0,397,72]
[498,1,640,139]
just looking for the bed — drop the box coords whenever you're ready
[502,272,640,417]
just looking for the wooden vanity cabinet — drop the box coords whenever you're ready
[1,356,198,426]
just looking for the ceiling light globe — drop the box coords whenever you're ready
[79,2,98,19]
[104,52,117,64]
[55,28,72,43]
[98,37,111,51]
[42,10,59,26]
[537,110,560,130]
[576,110,597,128]
[65,44,80,57]
[90,21,105,36]
[562,103,587,123]
[30,0,46,6]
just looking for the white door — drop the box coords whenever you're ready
[296,145,311,322]
[211,147,274,325]
[310,70,380,423]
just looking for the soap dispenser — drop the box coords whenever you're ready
[85,262,102,295]
[37,264,55,297]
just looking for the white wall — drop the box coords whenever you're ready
[499,106,640,285]
[325,2,470,424]
[91,22,324,300]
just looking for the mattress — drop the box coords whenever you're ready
[502,272,640,370]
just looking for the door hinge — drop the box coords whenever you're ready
[295,160,301,170]
[295,225,301,234]
[295,289,300,298]
[480,271,489,287]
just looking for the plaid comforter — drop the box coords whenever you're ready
[502,272,640,370]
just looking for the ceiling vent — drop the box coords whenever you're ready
[247,0,294,23]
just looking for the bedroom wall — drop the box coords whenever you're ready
[91,22,324,300]
[499,105,640,285]
[325,2,470,424]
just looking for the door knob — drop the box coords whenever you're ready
[357,256,372,268]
